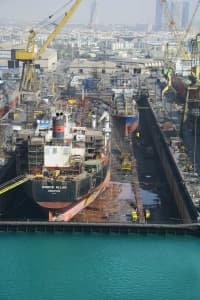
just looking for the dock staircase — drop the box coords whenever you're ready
[0,175,31,196]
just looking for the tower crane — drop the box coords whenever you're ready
[12,0,82,94]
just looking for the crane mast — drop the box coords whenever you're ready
[175,0,200,60]
[88,0,97,28]
[37,0,81,60]
[181,33,200,136]
[13,0,81,93]
[161,0,200,66]
[160,0,200,99]
[191,33,200,82]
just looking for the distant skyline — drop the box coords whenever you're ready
[0,0,198,26]
[0,0,156,25]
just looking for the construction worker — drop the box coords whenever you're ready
[134,130,141,146]
[180,144,185,152]
[87,109,92,119]
[188,163,193,172]
[135,130,140,139]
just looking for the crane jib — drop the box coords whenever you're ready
[12,0,82,93]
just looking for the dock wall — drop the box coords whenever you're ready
[0,221,200,236]
[140,97,198,223]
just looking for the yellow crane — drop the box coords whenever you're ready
[12,0,82,93]
[160,0,200,98]
[181,33,200,136]
[191,33,200,81]
[160,0,180,41]
[175,0,200,60]
[160,0,182,99]
[161,0,200,62]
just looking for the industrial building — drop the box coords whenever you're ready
[35,48,58,72]
[0,42,57,73]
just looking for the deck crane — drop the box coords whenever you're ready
[12,0,82,94]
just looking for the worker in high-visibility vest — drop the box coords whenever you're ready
[180,145,185,152]
[88,111,92,119]
[135,131,140,138]
[188,163,193,172]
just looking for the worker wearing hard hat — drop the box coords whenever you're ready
[135,131,140,138]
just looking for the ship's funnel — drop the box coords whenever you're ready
[53,112,64,139]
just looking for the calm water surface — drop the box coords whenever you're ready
[0,233,199,300]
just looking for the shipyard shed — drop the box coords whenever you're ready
[0,42,57,72]
[35,48,58,72]
[0,41,29,71]
[0,44,15,71]
[69,59,116,76]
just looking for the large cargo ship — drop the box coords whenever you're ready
[0,79,19,118]
[111,89,139,137]
[15,98,111,221]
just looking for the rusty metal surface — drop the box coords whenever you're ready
[72,182,135,223]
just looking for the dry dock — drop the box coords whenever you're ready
[0,220,200,236]
[72,112,146,224]
[72,180,142,223]
[140,81,199,223]
[0,90,181,225]
[0,76,193,227]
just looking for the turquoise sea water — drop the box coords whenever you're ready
[0,233,200,300]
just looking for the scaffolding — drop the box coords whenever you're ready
[85,133,104,160]
[0,175,31,195]
[27,136,44,174]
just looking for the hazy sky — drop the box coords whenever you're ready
[0,0,156,25]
